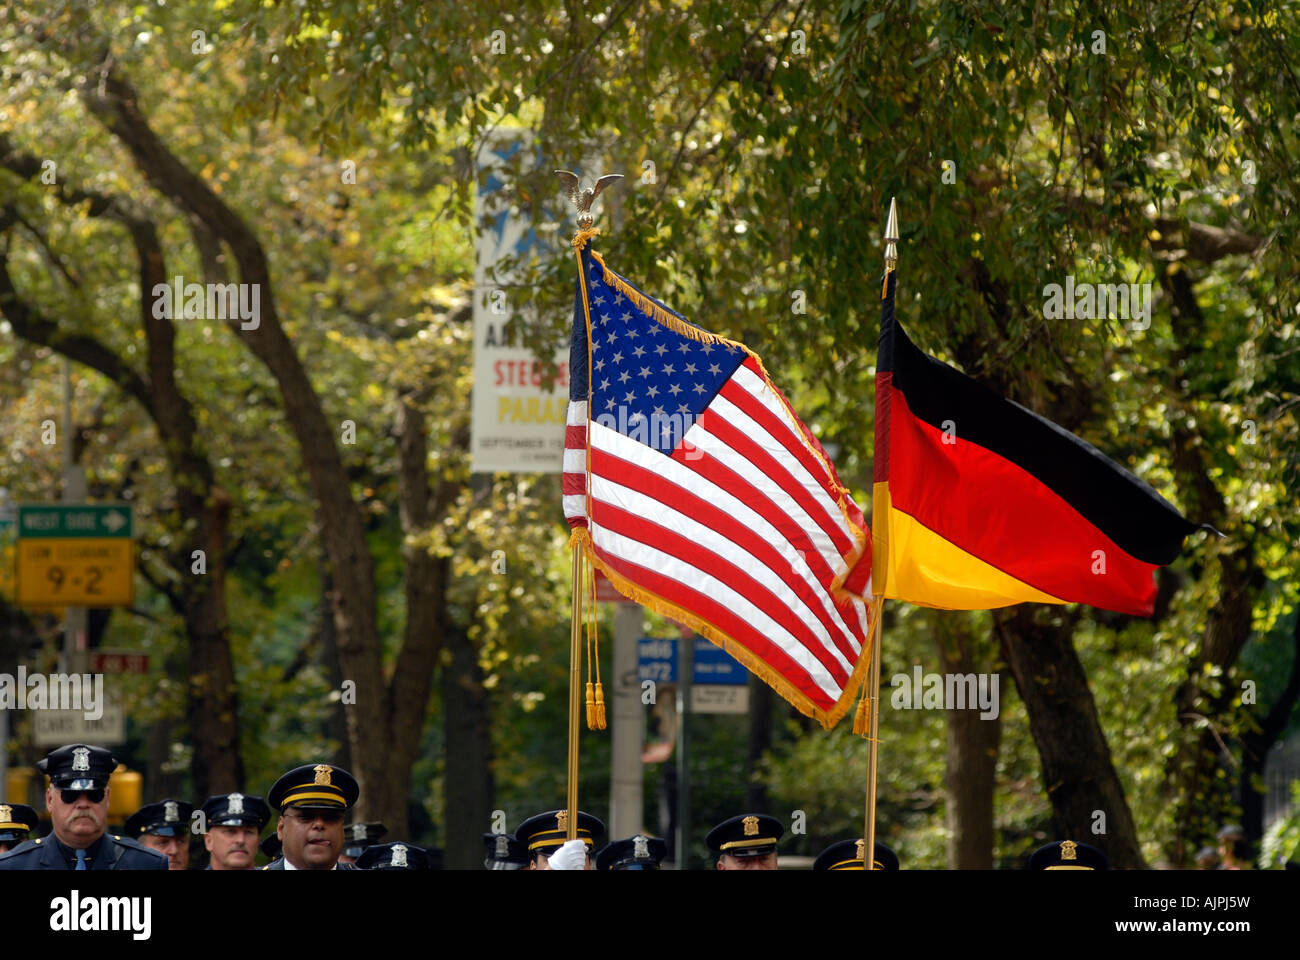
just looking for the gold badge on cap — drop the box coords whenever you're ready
[556,810,569,831]
[1061,840,1078,861]
[314,764,333,786]
[0,804,11,822]
[855,838,865,860]
[742,816,759,837]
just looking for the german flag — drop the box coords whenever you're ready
[865,271,1198,617]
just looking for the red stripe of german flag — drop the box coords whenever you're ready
[867,271,1198,617]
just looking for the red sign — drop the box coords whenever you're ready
[90,651,149,674]
[594,570,629,605]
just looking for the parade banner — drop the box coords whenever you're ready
[471,130,568,473]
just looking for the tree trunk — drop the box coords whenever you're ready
[442,625,494,869]
[936,614,1001,868]
[78,61,400,827]
[0,165,242,798]
[997,606,1147,867]
[1160,265,1265,864]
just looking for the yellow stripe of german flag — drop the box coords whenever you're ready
[873,482,1065,608]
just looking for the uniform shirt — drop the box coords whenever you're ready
[0,832,168,870]
[263,856,351,871]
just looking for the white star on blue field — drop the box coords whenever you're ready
[586,264,745,452]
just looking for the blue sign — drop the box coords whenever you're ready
[637,637,677,684]
[691,639,747,685]
[637,636,749,686]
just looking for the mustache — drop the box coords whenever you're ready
[68,811,102,826]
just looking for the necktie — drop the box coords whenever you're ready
[74,848,87,870]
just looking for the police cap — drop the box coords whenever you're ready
[355,841,432,871]
[597,834,668,871]
[514,810,605,858]
[483,832,529,870]
[201,793,271,830]
[1027,839,1108,870]
[342,821,387,859]
[125,799,194,839]
[812,838,899,871]
[706,814,783,858]
[36,743,116,790]
[267,763,359,812]
[0,803,39,844]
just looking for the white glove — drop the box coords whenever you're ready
[546,838,588,871]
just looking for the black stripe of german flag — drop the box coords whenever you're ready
[869,271,1197,616]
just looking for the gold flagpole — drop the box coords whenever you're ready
[567,545,582,840]
[557,169,624,842]
[864,197,899,869]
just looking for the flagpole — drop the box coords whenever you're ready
[567,544,582,841]
[864,197,899,869]
[557,170,624,843]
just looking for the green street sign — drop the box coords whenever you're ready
[18,504,134,539]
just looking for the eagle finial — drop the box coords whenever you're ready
[555,170,624,229]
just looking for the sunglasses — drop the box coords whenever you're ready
[60,789,106,804]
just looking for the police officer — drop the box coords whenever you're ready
[0,803,39,853]
[262,762,360,870]
[1027,839,1108,870]
[706,814,783,870]
[355,841,433,870]
[0,744,167,870]
[597,834,668,870]
[812,838,900,870]
[339,820,386,866]
[200,792,271,870]
[124,799,194,870]
[482,832,529,870]
[515,810,605,870]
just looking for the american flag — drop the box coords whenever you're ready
[563,240,873,726]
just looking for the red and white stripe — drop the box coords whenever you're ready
[567,356,870,714]
[563,399,589,528]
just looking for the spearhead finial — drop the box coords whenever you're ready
[883,197,899,272]
[555,170,624,230]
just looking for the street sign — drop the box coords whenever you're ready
[638,636,749,712]
[691,685,750,714]
[0,515,14,601]
[31,693,126,747]
[691,639,747,685]
[16,504,135,608]
[18,504,133,538]
[90,651,150,674]
[637,636,677,684]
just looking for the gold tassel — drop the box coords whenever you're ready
[852,696,870,736]
[585,681,597,730]
[594,681,607,730]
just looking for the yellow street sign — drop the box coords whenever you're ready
[15,539,135,607]
[0,542,13,601]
